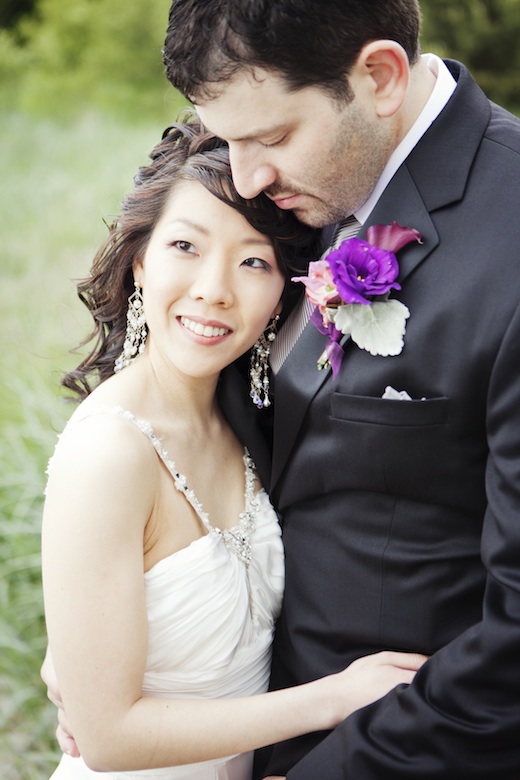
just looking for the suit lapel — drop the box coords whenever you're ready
[217,364,272,488]
[271,316,332,491]
[271,175,437,492]
[271,61,490,493]
[361,164,439,285]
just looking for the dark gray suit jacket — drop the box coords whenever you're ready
[223,60,520,779]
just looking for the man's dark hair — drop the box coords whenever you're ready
[164,0,422,102]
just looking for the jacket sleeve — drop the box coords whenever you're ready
[286,300,520,780]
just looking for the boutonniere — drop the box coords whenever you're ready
[292,221,422,376]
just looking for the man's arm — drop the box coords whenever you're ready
[284,301,520,779]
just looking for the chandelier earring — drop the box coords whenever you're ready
[114,281,147,373]
[249,314,280,409]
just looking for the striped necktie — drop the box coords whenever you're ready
[270,215,360,373]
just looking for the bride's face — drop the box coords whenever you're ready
[133,179,284,380]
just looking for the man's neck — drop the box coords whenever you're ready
[397,57,438,145]
[355,55,456,224]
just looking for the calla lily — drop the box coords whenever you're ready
[366,221,423,254]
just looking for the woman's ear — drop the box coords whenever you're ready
[272,299,283,319]
[132,259,143,288]
[353,40,409,118]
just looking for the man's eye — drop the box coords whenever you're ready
[242,257,270,270]
[261,135,286,148]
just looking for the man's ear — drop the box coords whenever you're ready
[353,40,409,118]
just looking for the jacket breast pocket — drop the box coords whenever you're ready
[330,392,450,426]
[327,392,451,500]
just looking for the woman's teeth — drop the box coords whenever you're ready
[180,317,230,337]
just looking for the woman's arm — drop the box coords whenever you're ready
[42,416,426,773]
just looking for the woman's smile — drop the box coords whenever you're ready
[178,315,232,339]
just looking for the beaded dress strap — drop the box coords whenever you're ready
[105,406,259,566]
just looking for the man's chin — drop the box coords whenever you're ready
[291,206,334,229]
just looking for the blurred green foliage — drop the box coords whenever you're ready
[0,0,182,122]
[0,0,35,27]
[420,0,520,113]
[0,0,519,118]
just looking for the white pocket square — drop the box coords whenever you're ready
[382,385,425,401]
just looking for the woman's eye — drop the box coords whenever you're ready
[172,240,196,253]
[242,257,271,270]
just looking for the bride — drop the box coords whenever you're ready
[41,115,426,779]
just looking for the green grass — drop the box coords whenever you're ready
[0,107,186,778]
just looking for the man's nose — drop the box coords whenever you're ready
[229,144,277,199]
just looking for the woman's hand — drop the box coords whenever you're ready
[41,646,80,758]
[323,650,428,728]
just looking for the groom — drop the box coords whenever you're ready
[163,1,520,778]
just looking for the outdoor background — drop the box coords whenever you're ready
[1,1,519,777]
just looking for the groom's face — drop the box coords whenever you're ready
[196,67,393,228]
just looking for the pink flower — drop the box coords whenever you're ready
[292,260,340,308]
[366,221,422,254]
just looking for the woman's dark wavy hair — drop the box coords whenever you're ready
[164,0,422,102]
[62,112,319,400]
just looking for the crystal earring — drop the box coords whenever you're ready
[114,281,147,373]
[249,314,280,408]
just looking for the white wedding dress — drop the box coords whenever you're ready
[48,407,284,780]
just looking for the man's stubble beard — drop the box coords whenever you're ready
[291,104,394,229]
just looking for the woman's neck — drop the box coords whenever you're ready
[88,352,224,437]
[142,354,221,428]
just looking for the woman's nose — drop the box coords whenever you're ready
[189,259,234,307]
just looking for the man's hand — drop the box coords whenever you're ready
[41,646,80,758]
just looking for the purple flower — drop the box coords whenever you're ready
[298,221,422,370]
[327,238,401,305]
